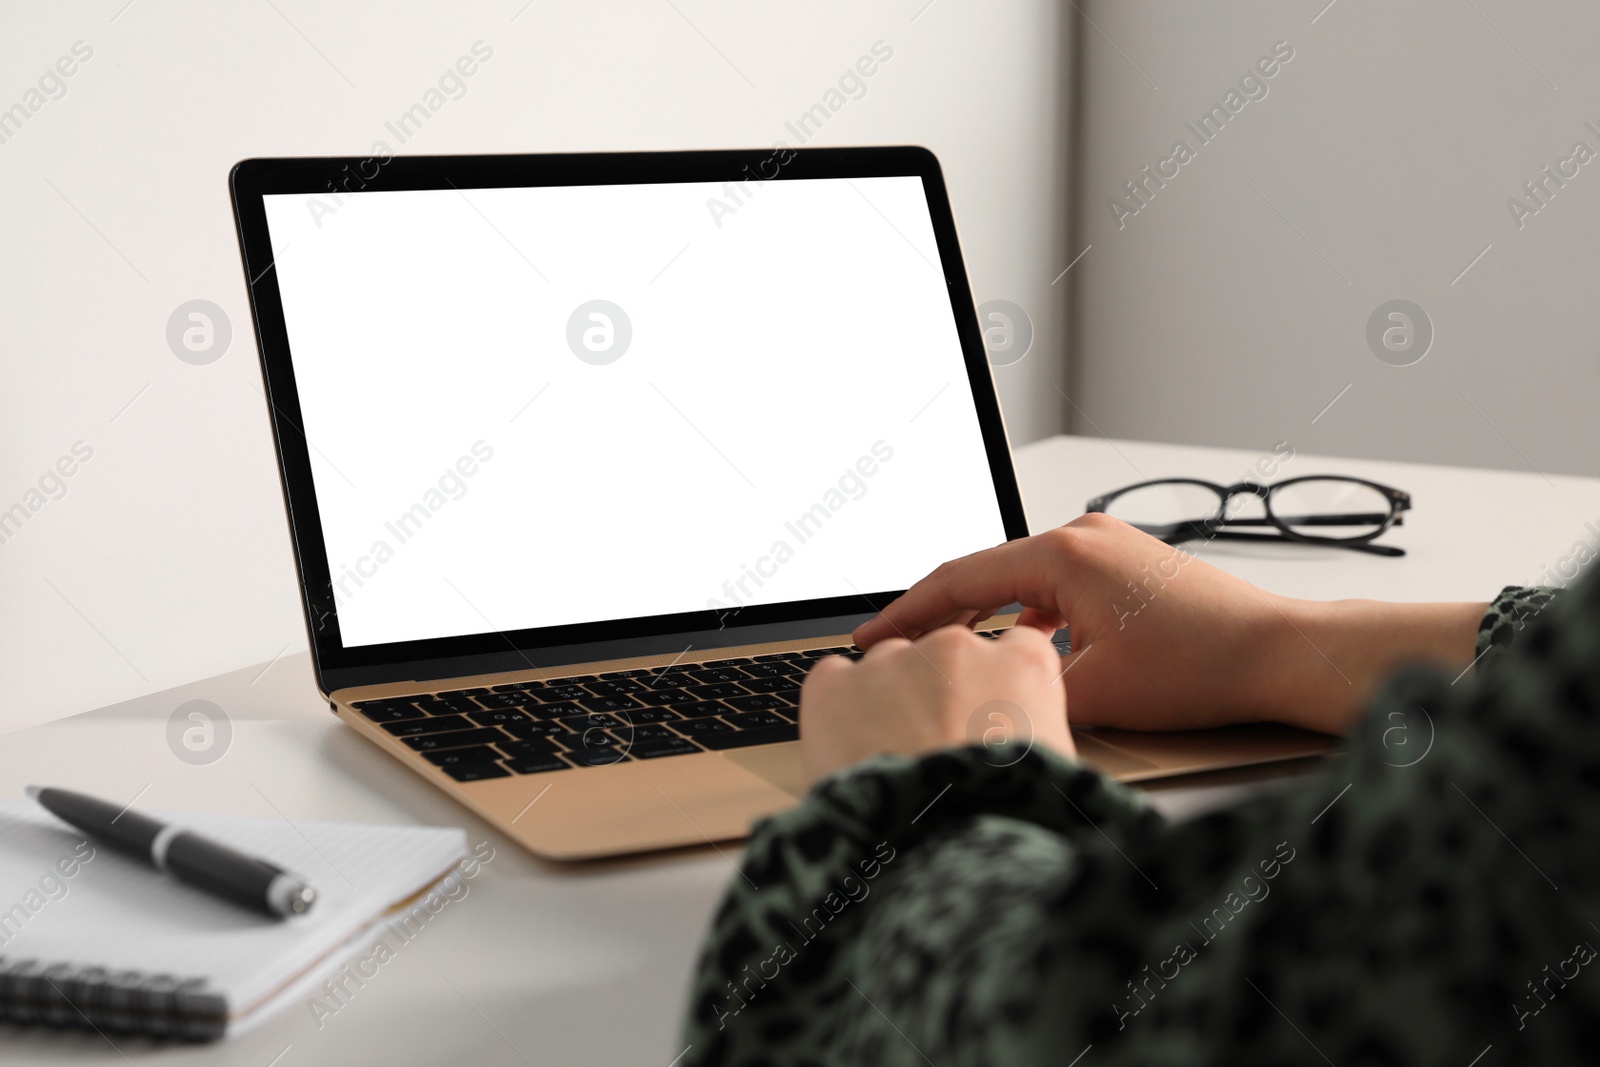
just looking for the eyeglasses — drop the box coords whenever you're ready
[1085,476,1411,557]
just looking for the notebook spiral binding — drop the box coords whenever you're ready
[0,956,227,1041]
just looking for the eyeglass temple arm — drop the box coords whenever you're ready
[1178,528,1406,557]
[1215,512,1402,528]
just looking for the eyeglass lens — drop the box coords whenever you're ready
[1102,478,1393,543]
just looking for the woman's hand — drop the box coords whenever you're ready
[800,624,1070,786]
[850,513,1486,737]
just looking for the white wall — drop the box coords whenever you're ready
[0,1,1074,733]
[1071,0,1600,478]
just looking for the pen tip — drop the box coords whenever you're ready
[24,786,41,801]
[291,886,317,914]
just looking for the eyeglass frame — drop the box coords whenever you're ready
[1085,475,1412,558]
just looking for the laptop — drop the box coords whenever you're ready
[230,147,1334,860]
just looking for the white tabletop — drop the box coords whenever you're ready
[5,434,1598,1064]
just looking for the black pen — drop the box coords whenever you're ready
[27,786,317,919]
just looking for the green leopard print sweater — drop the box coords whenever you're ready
[681,575,1596,1065]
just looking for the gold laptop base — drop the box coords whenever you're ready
[332,626,1339,861]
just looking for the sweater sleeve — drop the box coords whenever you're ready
[1089,571,1600,1064]
[1476,584,1562,665]
[682,572,1600,1066]
[678,743,1161,1065]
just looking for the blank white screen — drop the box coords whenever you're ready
[262,176,1008,648]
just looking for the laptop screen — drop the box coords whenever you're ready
[261,175,1009,650]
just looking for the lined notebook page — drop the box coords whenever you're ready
[0,799,467,1021]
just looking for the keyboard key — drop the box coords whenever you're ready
[497,737,562,758]
[414,694,481,715]
[504,754,569,774]
[609,722,680,743]
[565,746,629,767]
[558,712,623,731]
[696,723,799,749]
[671,701,729,719]
[535,685,589,702]
[502,718,570,740]
[404,727,510,752]
[701,658,752,668]
[724,709,790,729]
[525,700,585,719]
[740,677,802,695]
[640,669,696,690]
[476,692,536,709]
[560,726,622,749]
[445,687,490,697]
[805,646,851,657]
[443,762,512,782]
[724,694,789,712]
[687,666,751,684]
[743,661,804,678]
[585,679,643,696]
[598,669,651,680]
[382,714,472,737]
[687,683,748,700]
[753,652,796,662]
[490,682,537,692]
[628,739,702,759]
[355,703,425,723]
[467,709,537,729]
[675,717,736,737]
[610,706,682,724]
[352,697,423,713]
[422,745,502,768]
[636,689,696,706]
[577,694,642,713]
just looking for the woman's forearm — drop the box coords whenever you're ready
[1254,597,1488,735]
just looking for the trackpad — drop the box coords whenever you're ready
[722,734,1166,797]
[721,742,808,798]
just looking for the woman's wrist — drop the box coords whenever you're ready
[1249,595,1488,735]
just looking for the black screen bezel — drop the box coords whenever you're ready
[229,146,1029,692]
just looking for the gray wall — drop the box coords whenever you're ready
[1070,0,1600,477]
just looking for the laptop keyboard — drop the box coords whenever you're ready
[349,633,1013,781]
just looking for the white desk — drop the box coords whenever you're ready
[6,435,1599,1065]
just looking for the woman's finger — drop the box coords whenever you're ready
[1014,606,1067,633]
[853,536,1071,648]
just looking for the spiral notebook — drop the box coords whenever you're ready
[0,798,468,1040]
